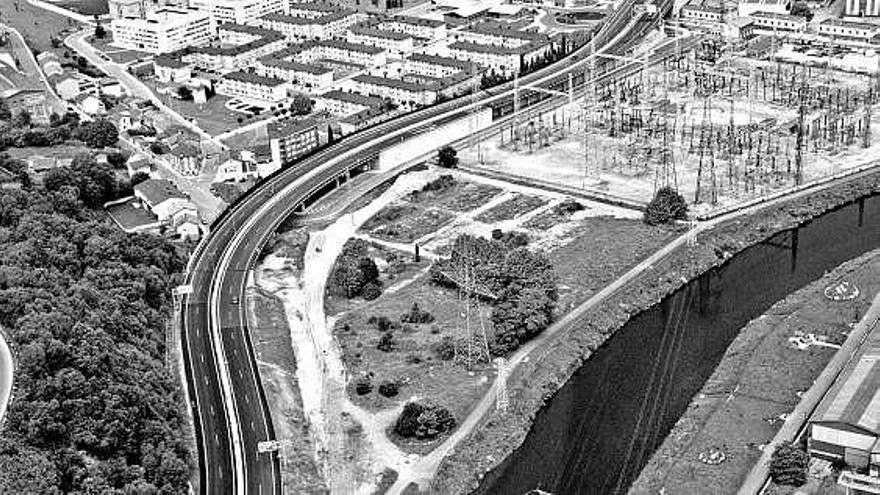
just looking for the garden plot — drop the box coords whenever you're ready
[474,193,549,224]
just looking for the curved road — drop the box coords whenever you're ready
[180,2,672,493]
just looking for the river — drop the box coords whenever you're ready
[476,193,880,495]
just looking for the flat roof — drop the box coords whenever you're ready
[318,89,385,107]
[316,39,384,54]
[218,23,281,38]
[349,26,413,40]
[222,71,287,87]
[751,11,803,20]
[820,18,880,30]
[814,321,880,435]
[288,2,342,13]
[268,118,318,138]
[407,52,474,70]
[154,55,187,68]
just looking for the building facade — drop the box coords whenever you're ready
[216,71,289,102]
[268,119,320,168]
[189,0,287,25]
[110,7,215,54]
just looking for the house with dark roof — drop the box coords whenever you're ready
[216,71,289,103]
[133,178,194,221]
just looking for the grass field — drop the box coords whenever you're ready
[0,2,77,53]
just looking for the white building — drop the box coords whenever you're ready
[189,0,287,25]
[818,19,880,42]
[268,118,320,168]
[405,52,475,78]
[110,7,215,54]
[216,71,289,103]
[378,15,446,40]
[737,0,790,17]
[680,5,724,23]
[457,22,548,49]
[749,12,807,32]
[133,178,193,223]
[349,74,436,109]
[846,0,880,17]
[346,27,414,58]
[287,2,342,19]
[154,56,192,83]
[314,39,387,67]
[448,40,550,75]
[314,89,385,116]
[258,10,359,40]
[254,57,334,90]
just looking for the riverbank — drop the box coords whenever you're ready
[431,169,880,494]
[630,248,880,495]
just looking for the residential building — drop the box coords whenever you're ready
[168,142,201,175]
[818,19,880,42]
[183,29,286,70]
[457,21,549,49]
[737,0,790,17]
[75,93,105,115]
[809,326,880,477]
[349,74,436,108]
[257,10,359,40]
[287,2,343,19]
[216,71,289,102]
[1,88,49,124]
[403,69,479,98]
[217,22,282,45]
[110,7,215,54]
[254,57,334,89]
[267,118,320,168]
[215,154,260,182]
[347,26,414,57]
[749,12,807,32]
[448,40,550,75]
[846,0,880,17]
[56,77,83,101]
[99,78,126,98]
[378,15,446,40]
[189,0,287,25]
[314,89,385,116]
[154,56,192,83]
[314,39,387,66]
[133,178,191,222]
[338,105,387,135]
[404,52,475,78]
[126,155,152,177]
[108,0,146,20]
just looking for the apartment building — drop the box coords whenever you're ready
[338,106,387,135]
[737,0,790,16]
[258,9,359,40]
[349,74,436,108]
[189,0,287,25]
[268,118,320,168]
[110,7,215,54]
[346,26,414,58]
[218,22,283,45]
[457,22,548,49]
[254,56,334,89]
[378,15,446,40]
[216,71,289,102]
[314,39,387,67]
[448,40,551,75]
[184,26,286,70]
[314,89,385,116]
[287,2,342,19]
[679,5,724,23]
[404,52,475,78]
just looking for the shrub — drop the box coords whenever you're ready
[369,315,395,332]
[437,146,459,168]
[362,281,382,301]
[354,375,373,395]
[554,198,585,216]
[769,442,808,487]
[401,302,434,324]
[377,332,396,352]
[433,336,455,361]
[644,186,688,225]
[394,401,456,439]
[378,381,399,397]
[422,174,455,192]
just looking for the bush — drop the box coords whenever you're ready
[422,174,455,192]
[433,336,455,361]
[437,146,459,168]
[394,401,456,439]
[368,315,395,332]
[330,240,379,298]
[492,229,529,248]
[362,281,382,301]
[401,302,434,324]
[377,332,396,352]
[644,186,688,225]
[769,442,808,487]
[354,375,373,395]
[378,381,399,398]
[554,198,585,216]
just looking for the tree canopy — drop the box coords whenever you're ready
[0,171,191,493]
[644,186,688,225]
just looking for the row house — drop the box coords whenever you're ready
[254,56,334,89]
[679,5,724,24]
[338,106,388,135]
[377,15,446,40]
[315,39,387,67]
[456,22,548,49]
[287,2,343,19]
[404,52,476,79]
[183,33,286,70]
[402,70,479,98]
[313,89,385,116]
[189,0,287,25]
[349,74,436,109]
[217,22,283,45]
[216,71,289,102]
[448,40,551,76]
[257,9,359,40]
[346,26,414,58]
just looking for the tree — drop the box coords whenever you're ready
[289,94,312,115]
[106,151,127,169]
[401,302,434,324]
[44,153,120,207]
[644,186,688,225]
[130,171,150,186]
[377,331,396,352]
[94,17,106,39]
[394,401,455,439]
[176,86,193,101]
[790,2,813,20]
[437,146,459,169]
[378,381,399,397]
[0,99,11,121]
[491,285,556,355]
[769,442,808,486]
[72,119,118,149]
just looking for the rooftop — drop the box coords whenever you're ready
[288,2,343,13]
[218,23,282,38]
[134,178,188,205]
[820,18,880,30]
[106,200,160,231]
[386,15,444,28]
[318,89,386,108]
[407,52,474,70]
[349,26,413,40]
[154,55,187,69]
[222,70,288,87]
[258,57,333,74]
[316,39,385,54]
[353,74,435,92]
[267,118,319,139]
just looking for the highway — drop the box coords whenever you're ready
[179,1,675,493]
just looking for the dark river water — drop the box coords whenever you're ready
[477,193,880,495]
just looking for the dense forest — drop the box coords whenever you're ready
[0,154,192,493]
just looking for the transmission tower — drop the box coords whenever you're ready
[454,240,490,369]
